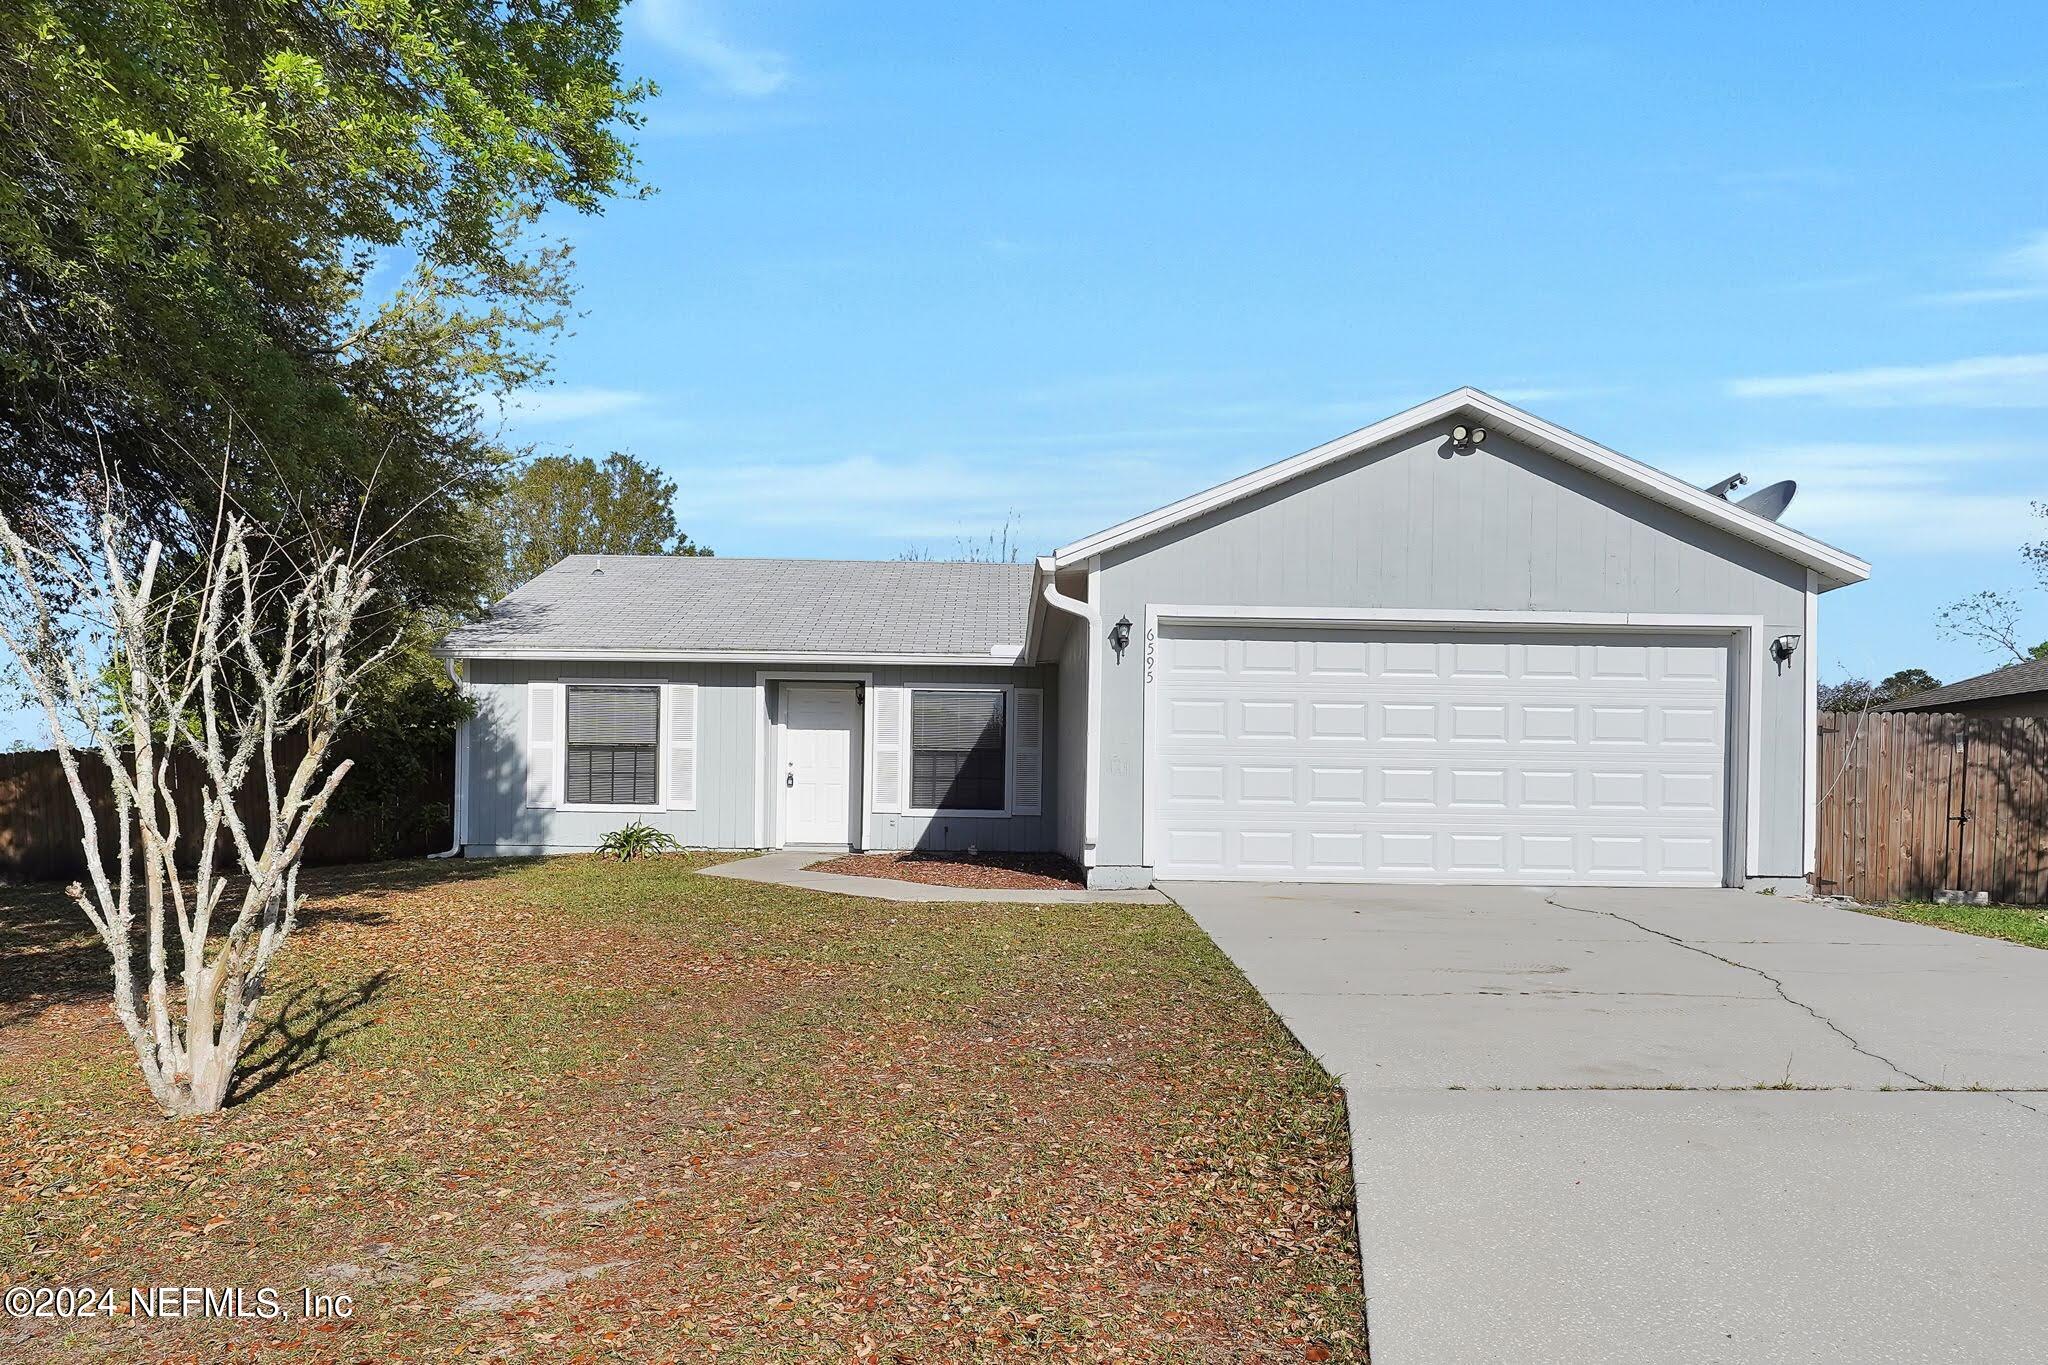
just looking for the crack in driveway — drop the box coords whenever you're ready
[1536,896,2023,1105]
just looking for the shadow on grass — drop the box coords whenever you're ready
[0,856,524,1032]
[228,968,395,1106]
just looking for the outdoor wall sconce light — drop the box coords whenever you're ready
[1770,634,1802,664]
[1110,616,1133,659]
[855,682,866,705]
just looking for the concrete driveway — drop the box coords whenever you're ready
[1172,883,2048,1365]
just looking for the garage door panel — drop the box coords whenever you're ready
[1151,625,1730,886]
[1309,701,1368,739]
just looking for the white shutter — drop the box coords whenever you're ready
[525,681,563,808]
[870,685,906,813]
[1009,687,1044,815]
[664,683,698,810]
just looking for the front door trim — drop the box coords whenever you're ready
[1141,606,1767,884]
[753,671,873,849]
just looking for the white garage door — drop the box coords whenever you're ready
[1149,625,1732,885]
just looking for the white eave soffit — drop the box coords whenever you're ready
[1049,387,1872,590]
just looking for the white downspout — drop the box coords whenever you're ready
[428,658,469,859]
[1040,568,1101,862]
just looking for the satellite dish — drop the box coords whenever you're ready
[1705,472,1748,499]
[1736,479,1797,522]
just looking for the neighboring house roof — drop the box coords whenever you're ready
[437,556,1036,662]
[1878,657,2048,712]
[1050,387,1873,590]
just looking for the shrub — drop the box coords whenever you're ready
[597,821,682,860]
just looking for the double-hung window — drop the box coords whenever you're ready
[565,684,660,806]
[909,689,1006,812]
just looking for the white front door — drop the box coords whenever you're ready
[1149,625,1732,885]
[781,684,861,847]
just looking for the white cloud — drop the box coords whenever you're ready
[637,0,790,97]
[1485,384,1622,406]
[478,386,650,426]
[1727,354,2048,407]
[1661,442,2045,553]
[672,447,1198,554]
[1924,230,2048,304]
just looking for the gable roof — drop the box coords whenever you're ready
[1879,657,2048,712]
[436,556,1035,662]
[1051,387,1872,590]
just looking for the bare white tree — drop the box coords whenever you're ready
[0,508,386,1116]
[1936,589,2032,666]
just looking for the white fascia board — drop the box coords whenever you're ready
[1051,387,1872,590]
[435,646,1030,666]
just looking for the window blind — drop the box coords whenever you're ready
[566,685,659,805]
[567,685,659,745]
[911,690,1005,811]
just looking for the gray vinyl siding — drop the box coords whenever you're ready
[463,659,1056,855]
[1092,421,1815,879]
[1049,612,1090,863]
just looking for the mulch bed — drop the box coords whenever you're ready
[808,850,1089,891]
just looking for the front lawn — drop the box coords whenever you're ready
[0,855,1362,1361]
[1848,898,2048,949]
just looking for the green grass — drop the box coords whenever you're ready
[0,854,1364,1362]
[1848,898,2048,949]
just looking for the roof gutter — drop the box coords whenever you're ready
[431,647,1029,666]
[1037,557,1101,857]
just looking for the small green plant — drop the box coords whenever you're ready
[597,821,682,860]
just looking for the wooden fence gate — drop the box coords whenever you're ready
[1815,710,2048,905]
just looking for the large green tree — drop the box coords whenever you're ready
[0,0,650,615]
[483,451,708,596]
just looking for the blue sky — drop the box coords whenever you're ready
[484,1,2048,692]
[7,3,2046,748]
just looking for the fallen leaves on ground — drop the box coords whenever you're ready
[0,855,1363,1361]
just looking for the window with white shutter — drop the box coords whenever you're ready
[870,686,905,813]
[1009,687,1043,815]
[664,683,698,810]
[525,681,563,808]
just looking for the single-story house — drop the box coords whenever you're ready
[1877,657,2048,718]
[435,388,1870,891]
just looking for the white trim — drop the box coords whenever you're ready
[1141,606,1768,885]
[1803,570,1819,879]
[753,671,873,850]
[902,684,1014,819]
[442,647,1028,666]
[1053,388,1872,590]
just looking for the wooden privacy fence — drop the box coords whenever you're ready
[0,739,453,882]
[1815,710,2048,905]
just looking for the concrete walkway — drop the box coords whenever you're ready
[1173,882,2048,1365]
[701,851,1170,904]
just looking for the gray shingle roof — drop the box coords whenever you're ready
[437,556,1037,659]
[1879,657,2048,711]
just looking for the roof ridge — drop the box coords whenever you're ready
[550,553,1033,568]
